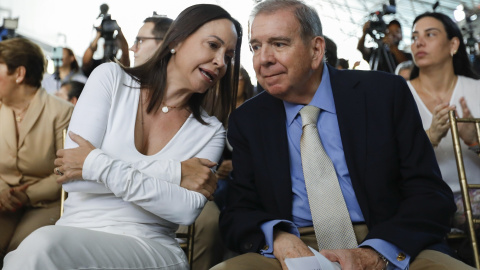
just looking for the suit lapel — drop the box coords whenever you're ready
[0,103,17,154]
[18,88,46,148]
[259,95,293,217]
[329,67,370,221]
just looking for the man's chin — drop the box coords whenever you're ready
[264,86,288,99]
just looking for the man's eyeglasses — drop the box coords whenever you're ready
[133,37,163,47]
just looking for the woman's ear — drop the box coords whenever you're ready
[15,66,26,84]
[450,37,460,56]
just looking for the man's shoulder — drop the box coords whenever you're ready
[332,67,403,84]
[235,91,278,113]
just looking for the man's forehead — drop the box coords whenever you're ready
[250,10,298,41]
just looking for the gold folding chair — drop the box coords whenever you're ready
[60,128,67,216]
[449,110,480,268]
[177,224,195,270]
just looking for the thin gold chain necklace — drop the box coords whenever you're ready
[418,75,457,103]
[14,102,31,122]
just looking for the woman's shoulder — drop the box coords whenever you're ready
[91,62,124,76]
[198,110,224,130]
[43,89,74,110]
[458,75,480,85]
[458,75,480,94]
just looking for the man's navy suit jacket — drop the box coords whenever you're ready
[219,65,455,260]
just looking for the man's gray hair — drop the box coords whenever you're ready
[249,0,323,43]
[394,60,414,76]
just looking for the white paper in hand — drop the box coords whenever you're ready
[284,246,341,270]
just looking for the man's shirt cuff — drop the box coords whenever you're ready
[361,239,410,270]
[259,220,300,258]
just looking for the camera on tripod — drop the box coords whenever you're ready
[94,4,119,61]
[100,14,119,41]
[367,0,396,41]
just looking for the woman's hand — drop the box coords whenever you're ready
[428,103,456,145]
[0,184,29,213]
[180,158,218,200]
[457,97,478,146]
[54,132,96,184]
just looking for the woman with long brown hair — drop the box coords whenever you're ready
[4,4,242,270]
[408,12,480,228]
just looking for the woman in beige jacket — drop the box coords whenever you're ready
[0,38,73,264]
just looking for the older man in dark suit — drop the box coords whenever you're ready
[213,0,474,269]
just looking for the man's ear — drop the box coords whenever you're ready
[70,97,78,105]
[311,36,325,70]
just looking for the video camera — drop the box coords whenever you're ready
[95,4,119,61]
[100,14,119,40]
[367,0,396,41]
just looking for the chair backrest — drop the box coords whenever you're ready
[176,224,195,270]
[60,129,67,217]
[449,110,480,268]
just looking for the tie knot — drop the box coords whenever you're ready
[300,105,320,127]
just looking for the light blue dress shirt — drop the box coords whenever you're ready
[260,64,409,269]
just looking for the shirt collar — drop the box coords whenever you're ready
[284,63,336,126]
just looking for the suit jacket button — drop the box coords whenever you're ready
[244,243,253,250]
[397,252,406,261]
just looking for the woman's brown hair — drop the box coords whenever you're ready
[124,4,243,126]
[0,38,46,88]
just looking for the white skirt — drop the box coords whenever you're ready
[3,225,188,270]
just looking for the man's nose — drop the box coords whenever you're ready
[259,46,275,66]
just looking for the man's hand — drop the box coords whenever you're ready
[273,230,314,270]
[216,159,232,179]
[180,158,218,200]
[321,247,387,270]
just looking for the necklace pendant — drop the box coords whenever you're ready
[162,106,169,113]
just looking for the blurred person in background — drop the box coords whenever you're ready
[0,38,73,267]
[408,12,480,230]
[336,58,349,69]
[82,22,130,77]
[324,36,337,68]
[131,15,173,66]
[358,20,411,73]
[395,60,414,80]
[42,47,87,94]
[55,81,85,105]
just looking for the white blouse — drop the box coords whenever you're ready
[57,63,225,247]
[407,76,480,194]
